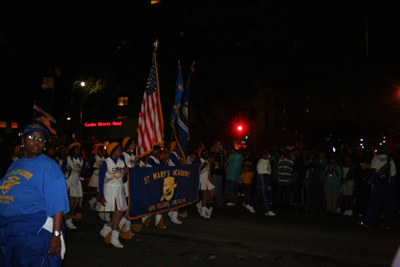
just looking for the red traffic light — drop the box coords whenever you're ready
[237,126,243,131]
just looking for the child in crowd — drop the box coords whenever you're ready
[241,165,254,206]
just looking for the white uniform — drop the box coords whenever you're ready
[199,158,215,190]
[168,151,179,167]
[89,155,105,188]
[65,156,84,197]
[100,157,127,212]
[121,151,135,197]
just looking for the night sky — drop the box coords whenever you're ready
[1,0,400,131]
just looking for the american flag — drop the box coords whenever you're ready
[136,55,164,158]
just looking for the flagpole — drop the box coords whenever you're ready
[153,39,159,56]
[167,60,181,157]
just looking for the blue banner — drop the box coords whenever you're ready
[170,65,184,129]
[175,66,193,162]
[127,164,199,220]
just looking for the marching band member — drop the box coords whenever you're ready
[167,141,183,224]
[119,137,137,234]
[196,149,215,218]
[141,146,167,229]
[98,142,129,248]
[12,145,24,162]
[54,146,67,168]
[88,144,108,221]
[61,142,87,229]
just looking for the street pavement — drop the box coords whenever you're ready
[63,195,400,267]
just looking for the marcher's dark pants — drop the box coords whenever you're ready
[276,183,291,208]
[251,174,272,213]
[243,183,252,205]
[292,179,301,207]
[226,179,238,204]
[354,179,372,216]
[363,181,397,228]
[310,178,325,210]
[211,174,224,204]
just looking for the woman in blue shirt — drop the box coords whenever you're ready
[0,122,69,266]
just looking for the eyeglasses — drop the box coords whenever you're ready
[27,135,46,143]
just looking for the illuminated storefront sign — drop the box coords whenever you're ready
[84,121,122,127]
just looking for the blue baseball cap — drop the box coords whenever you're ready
[22,122,50,138]
[260,149,269,156]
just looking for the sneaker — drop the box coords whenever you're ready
[196,201,202,214]
[265,211,276,216]
[347,210,353,216]
[337,207,341,214]
[246,205,255,213]
[357,221,370,228]
[343,210,349,216]
[65,218,77,229]
[226,202,237,206]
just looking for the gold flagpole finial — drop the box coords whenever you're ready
[153,39,159,54]
[191,60,196,68]
[178,60,180,66]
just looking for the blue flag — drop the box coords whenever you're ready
[174,65,193,163]
[170,65,184,129]
[127,164,199,219]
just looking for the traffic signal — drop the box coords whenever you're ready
[237,125,243,131]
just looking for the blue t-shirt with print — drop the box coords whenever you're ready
[0,154,70,217]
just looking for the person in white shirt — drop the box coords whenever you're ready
[358,145,396,229]
[246,149,276,216]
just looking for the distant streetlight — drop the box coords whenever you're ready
[72,81,85,141]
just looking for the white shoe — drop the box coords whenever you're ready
[200,207,210,218]
[206,207,213,217]
[103,212,111,222]
[95,202,102,212]
[226,202,237,206]
[337,207,341,214]
[110,230,124,248]
[88,197,97,210]
[65,218,77,229]
[100,224,112,238]
[265,211,276,216]
[168,211,182,224]
[124,219,133,235]
[347,210,353,216]
[343,210,349,216]
[246,205,255,213]
[155,214,166,229]
[196,201,202,214]
[119,217,127,231]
